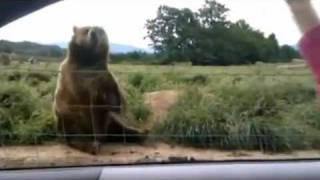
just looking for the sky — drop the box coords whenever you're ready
[0,0,319,49]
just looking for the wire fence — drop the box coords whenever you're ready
[0,65,318,168]
[0,132,317,138]
[0,67,314,76]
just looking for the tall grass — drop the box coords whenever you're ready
[0,82,55,145]
[0,63,319,153]
[157,77,318,152]
[128,72,162,92]
[124,84,151,125]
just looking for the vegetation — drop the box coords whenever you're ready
[111,51,158,65]
[146,0,300,65]
[157,78,317,152]
[0,53,11,65]
[0,62,318,153]
[0,1,300,66]
[0,40,64,58]
[0,81,55,144]
[0,0,313,153]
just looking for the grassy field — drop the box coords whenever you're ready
[0,61,319,153]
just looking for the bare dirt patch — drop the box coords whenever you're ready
[144,90,180,125]
[1,143,320,169]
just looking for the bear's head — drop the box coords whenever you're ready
[68,26,110,66]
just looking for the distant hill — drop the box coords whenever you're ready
[54,41,151,53]
[0,40,152,59]
[111,43,147,53]
[0,40,64,57]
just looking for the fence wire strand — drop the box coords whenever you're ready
[0,67,315,139]
[0,67,314,76]
[0,65,317,168]
[0,132,316,138]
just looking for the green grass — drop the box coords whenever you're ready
[123,83,151,125]
[156,78,318,152]
[0,62,319,152]
[0,82,55,145]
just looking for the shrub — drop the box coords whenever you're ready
[6,71,51,86]
[124,84,151,125]
[128,73,144,88]
[128,72,161,92]
[157,79,317,152]
[179,74,209,85]
[26,72,51,82]
[0,54,11,66]
[280,102,320,149]
[36,79,57,97]
[0,82,55,145]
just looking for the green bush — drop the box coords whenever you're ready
[279,102,320,149]
[128,72,161,92]
[180,74,209,85]
[36,79,57,97]
[6,71,52,86]
[6,71,22,81]
[157,79,317,152]
[0,63,319,154]
[128,73,144,88]
[0,82,55,145]
[26,72,51,82]
[0,54,11,66]
[124,84,151,125]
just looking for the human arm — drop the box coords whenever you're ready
[286,0,320,95]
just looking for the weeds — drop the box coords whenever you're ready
[125,84,151,124]
[0,63,319,153]
[128,72,161,92]
[158,78,318,152]
[0,82,55,145]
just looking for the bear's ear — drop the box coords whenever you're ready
[73,26,78,34]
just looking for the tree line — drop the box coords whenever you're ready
[145,0,301,65]
[0,1,301,66]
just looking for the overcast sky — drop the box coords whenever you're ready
[0,0,319,49]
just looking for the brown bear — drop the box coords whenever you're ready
[53,26,147,154]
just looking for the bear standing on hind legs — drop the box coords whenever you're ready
[53,26,147,155]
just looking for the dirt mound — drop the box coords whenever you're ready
[144,90,180,124]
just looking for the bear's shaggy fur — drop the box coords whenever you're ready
[53,26,147,154]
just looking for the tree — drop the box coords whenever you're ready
[49,46,64,57]
[198,0,229,28]
[3,45,12,53]
[146,0,233,65]
[146,6,199,62]
[145,0,295,66]
[267,34,280,59]
[279,45,300,62]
